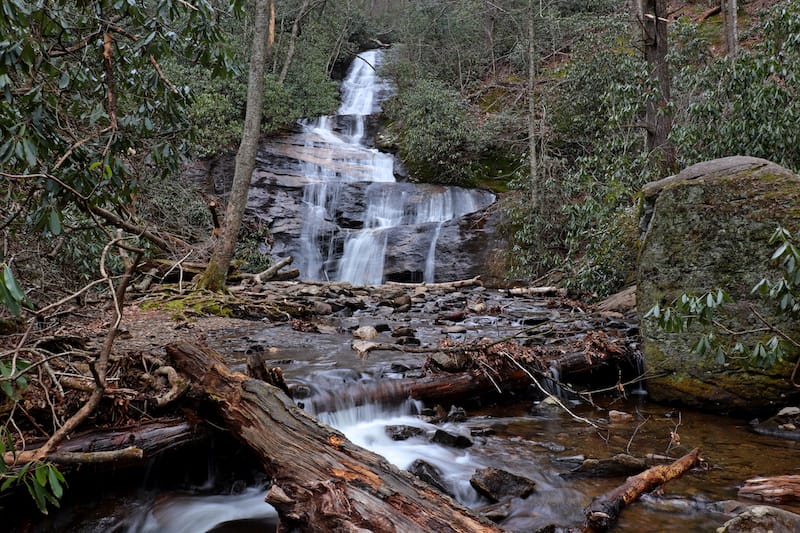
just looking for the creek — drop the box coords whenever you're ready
[13,51,800,532]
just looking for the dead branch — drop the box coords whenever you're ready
[583,448,701,532]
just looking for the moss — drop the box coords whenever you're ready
[140,291,235,321]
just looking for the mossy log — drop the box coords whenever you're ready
[583,447,700,532]
[166,342,499,533]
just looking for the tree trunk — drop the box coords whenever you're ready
[278,0,312,86]
[198,0,275,291]
[722,0,738,58]
[640,0,676,176]
[584,447,700,531]
[528,0,539,213]
[166,342,499,533]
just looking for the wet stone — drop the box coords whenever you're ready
[470,467,536,502]
[408,459,451,496]
[431,429,473,448]
[385,425,425,441]
[392,326,415,337]
[446,406,467,422]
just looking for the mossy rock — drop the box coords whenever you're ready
[638,156,800,412]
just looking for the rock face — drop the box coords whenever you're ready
[638,156,800,411]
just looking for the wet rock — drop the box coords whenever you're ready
[428,351,472,372]
[431,429,473,448]
[638,157,800,411]
[313,301,333,315]
[441,325,468,334]
[374,323,391,333]
[561,453,647,478]
[476,501,512,523]
[395,336,420,346]
[446,406,467,422]
[470,467,536,502]
[408,459,451,496]
[470,427,496,437]
[353,326,379,340]
[718,505,800,533]
[531,441,566,453]
[385,425,425,441]
[391,326,415,337]
[393,293,412,308]
[608,410,635,423]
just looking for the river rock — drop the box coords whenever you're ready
[353,325,379,340]
[638,157,800,411]
[431,429,473,448]
[717,505,800,533]
[470,467,536,502]
[408,459,451,496]
[385,425,425,441]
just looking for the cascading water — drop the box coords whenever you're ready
[293,49,495,284]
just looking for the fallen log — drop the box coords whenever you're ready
[309,367,533,414]
[3,418,205,466]
[739,475,800,504]
[247,256,294,284]
[166,342,500,533]
[583,447,701,532]
[385,276,483,290]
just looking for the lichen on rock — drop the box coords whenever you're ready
[637,156,800,412]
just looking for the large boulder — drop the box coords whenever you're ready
[638,156,800,412]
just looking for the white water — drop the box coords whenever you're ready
[125,487,278,533]
[296,49,495,285]
[314,398,485,506]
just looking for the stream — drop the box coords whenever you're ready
[14,50,800,532]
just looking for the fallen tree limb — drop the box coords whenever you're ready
[166,342,500,532]
[247,256,293,284]
[3,418,204,465]
[47,446,143,465]
[739,475,800,504]
[583,447,701,532]
[385,276,483,289]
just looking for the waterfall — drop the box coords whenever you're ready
[291,49,495,285]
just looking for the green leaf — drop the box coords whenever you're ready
[47,467,63,499]
[0,381,15,399]
[58,71,69,89]
[27,478,48,514]
[48,209,61,236]
[34,464,47,487]
[3,265,24,301]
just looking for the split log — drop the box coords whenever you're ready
[583,447,700,532]
[739,475,800,504]
[166,342,499,533]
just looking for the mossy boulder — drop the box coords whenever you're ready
[638,156,800,412]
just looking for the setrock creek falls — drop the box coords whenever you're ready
[14,50,800,532]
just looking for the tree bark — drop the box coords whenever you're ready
[278,0,312,86]
[527,0,539,213]
[640,0,676,176]
[722,0,738,58]
[166,342,499,533]
[198,0,275,291]
[584,447,700,531]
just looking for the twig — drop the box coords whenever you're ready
[500,350,600,430]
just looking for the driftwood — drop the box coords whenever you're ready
[507,286,567,297]
[739,475,800,504]
[583,447,701,532]
[385,276,483,289]
[166,342,499,533]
